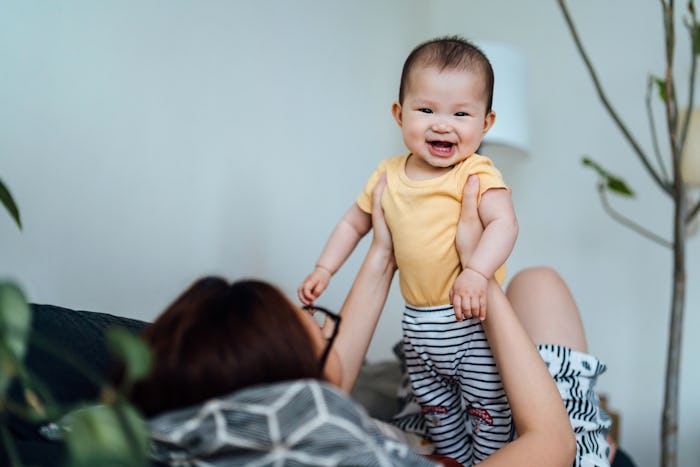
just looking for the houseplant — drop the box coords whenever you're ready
[557,2,699,466]
[0,177,150,466]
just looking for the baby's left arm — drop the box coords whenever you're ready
[451,187,518,321]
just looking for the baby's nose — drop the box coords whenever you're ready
[431,120,452,133]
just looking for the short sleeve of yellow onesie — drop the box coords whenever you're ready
[356,153,508,307]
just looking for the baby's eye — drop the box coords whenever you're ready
[455,111,468,117]
[418,108,433,114]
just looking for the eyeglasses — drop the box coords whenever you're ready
[302,305,341,371]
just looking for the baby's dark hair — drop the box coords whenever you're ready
[398,36,494,112]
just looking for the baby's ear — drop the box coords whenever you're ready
[482,110,496,134]
[391,101,403,127]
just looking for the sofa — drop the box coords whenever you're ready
[2,303,636,466]
[0,303,407,466]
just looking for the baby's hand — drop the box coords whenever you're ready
[449,267,488,321]
[298,266,332,305]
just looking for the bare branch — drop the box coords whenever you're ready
[558,0,673,196]
[647,76,671,181]
[679,7,698,154]
[688,198,700,222]
[662,0,682,198]
[598,183,673,248]
[681,1,699,230]
[0,423,23,467]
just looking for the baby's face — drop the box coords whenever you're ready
[393,66,494,176]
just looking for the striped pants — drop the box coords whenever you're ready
[400,305,513,465]
[393,339,612,467]
[538,344,612,467]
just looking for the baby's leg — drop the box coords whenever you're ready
[401,306,473,464]
[507,267,612,467]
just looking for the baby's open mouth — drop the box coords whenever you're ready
[428,141,456,156]
[430,141,454,148]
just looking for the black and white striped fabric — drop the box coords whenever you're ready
[148,379,438,466]
[398,305,513,465]
[393,341,612,467]
[538,344,612,467]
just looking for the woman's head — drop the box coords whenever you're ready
[129,277,339,417]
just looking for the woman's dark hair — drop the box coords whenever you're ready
[129,277,322,417]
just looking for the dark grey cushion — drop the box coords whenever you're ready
[3,304,148,466]
[351,360,401,421]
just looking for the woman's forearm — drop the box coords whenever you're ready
[480,280,575,467]
[333,240,395,393]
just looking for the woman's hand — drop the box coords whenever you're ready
[455,175,483,264]
[368,174,396,269]
[450,175,486,320]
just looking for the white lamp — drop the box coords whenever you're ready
[476,41,531,159]
[681,107,700,188]
[680,108,700,235]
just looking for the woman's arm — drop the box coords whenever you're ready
[479,281,575,467]
[333,175,396,393]
[457,176,575,467]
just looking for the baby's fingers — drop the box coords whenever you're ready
[461,295,474,321]
[312,280,327,298]
[452,294,463,321]
[298,286,311,305]
[478,295,487,321]
[298,279,317,305]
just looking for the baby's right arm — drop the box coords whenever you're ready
[298,203,371,305]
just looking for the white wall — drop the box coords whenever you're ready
[1,1,698,465]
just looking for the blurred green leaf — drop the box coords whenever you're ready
[106,327,151,385]
[582,157,635,197]
[695,23,700,54]
[652,76,667,101]
[64,402,148,467]
[0,178,21,230]
[23,387,52,421]
[0,283,31,395]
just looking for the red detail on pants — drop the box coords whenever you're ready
[468,407,493,425]
[422,405,448,415]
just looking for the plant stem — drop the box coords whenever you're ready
[557,0,672,195]
[660,2,685,465]
[113,399,146,465]
[647,76,671,181]
[678,6,698,154]
[682,1,700,226]
[662,173,686,467]
[0,417,24,467]
[598,184,672,248]
[688,198,700,221]
[558,2,692,466]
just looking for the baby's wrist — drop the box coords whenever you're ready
[465,265,488,281]
[315,264,333,276]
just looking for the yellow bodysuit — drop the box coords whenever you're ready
[356,153,508,307]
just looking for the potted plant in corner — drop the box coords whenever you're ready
[557,2,700,466]
[0,177,151,467]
